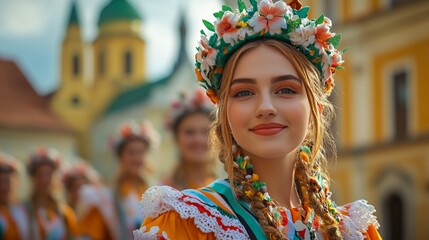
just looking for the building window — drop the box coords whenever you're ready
[124,51,132,76]
[99,50,105,76]
[383,192,404,240]
[72,54,80,77]
[392,70,408,140]
[71,95,80,106]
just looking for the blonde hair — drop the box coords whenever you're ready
[210,39,342,239]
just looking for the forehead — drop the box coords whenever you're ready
[232,44,298,80]
[179,113,211,129]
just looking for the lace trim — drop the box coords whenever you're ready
[337,200,380,240]
[133,226,170,240]
[138,186,250,240]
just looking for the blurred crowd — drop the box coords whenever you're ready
[0,89,216,240]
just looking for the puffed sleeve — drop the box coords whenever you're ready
[134,210,216,240]
[337,200,382,240]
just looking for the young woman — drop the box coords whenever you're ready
[134,0,381,239]
[26,147,78,239]
[64,160,120,240]
[112,120,158,239]
[0,153,29,239]
[163,89,216,190]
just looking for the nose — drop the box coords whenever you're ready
[256,92,277,118]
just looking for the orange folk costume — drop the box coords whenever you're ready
[27,200,78,240]
[135,0,382,239]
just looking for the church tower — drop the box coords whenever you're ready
[52,0,92,133]
[91,0,146,117]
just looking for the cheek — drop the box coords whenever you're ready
[227,101,251,137]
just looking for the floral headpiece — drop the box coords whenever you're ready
[165,89,214,131]
[0,152,18,173]
[62,160,100,190]
[195,0,345,104]
[27,147,61,175]
[110,120,160,151]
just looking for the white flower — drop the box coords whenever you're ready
[289,22,316,47]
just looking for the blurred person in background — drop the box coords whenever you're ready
[63,160,119,240]
[0,152,29,239]
[111,120,158,239]
[26,147,78,239]
[163,89,216,190]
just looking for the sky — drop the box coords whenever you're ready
[0,0,222,94]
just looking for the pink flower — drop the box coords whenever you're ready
[248,0,289,35]
[215,11,240,44]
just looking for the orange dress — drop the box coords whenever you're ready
[134,179,382,240]
[28,203,78,239]
[76,185,119,240]
[0,204,29,239]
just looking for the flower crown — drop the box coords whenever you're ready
[62,160,100,188]
[165,89,213,130]
[27,147,61,174]
[110,120,160,150]
[0,152,18,173]
[195,0,345,104]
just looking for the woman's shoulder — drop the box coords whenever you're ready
[134,181,250,240]
[336,199,381,239]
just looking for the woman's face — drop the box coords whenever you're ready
[120,139,148,177]
[33,164,55,194]
[176,113,211,164]
[227,44,311,160]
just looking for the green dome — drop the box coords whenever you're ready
[98,0,141,27]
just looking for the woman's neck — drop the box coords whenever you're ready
[181,159,211,186]
[32,191,53,207]
[247,151,301,209]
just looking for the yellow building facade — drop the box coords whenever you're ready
[51,0,146,157]
[301,0,429,239]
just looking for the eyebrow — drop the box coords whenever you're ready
[231,74,302,86]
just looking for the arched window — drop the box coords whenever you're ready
[392,70,408,140]
[71,95,80,106]
[383,192,404,240]
[72,54,80,77]
[124,51,132,76]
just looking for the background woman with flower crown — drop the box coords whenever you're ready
[25,147,78,240]
[0,152,29,240]
[134,0,382,239]
[162,89,217,190]
[112,120,159,239]
[62,160,120,240]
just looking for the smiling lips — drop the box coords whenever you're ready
[249,123,287,136]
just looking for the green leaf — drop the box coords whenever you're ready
[249,0,258,11]
[202,19,215,32]
[296,6,310,18]
[200,29,206,35]
[341,47,349,54]
[238,0,246,12]
[327,34,341,48]
[213,11,224,19]
[316,14,325,25]
[222,5,233,12]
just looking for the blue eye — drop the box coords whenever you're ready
[276,88,296,94]
[234,90,253,97]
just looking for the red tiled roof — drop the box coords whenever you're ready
[0,58,72,132]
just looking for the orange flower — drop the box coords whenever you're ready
[195,68,203,81]
[206,89,219,104]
